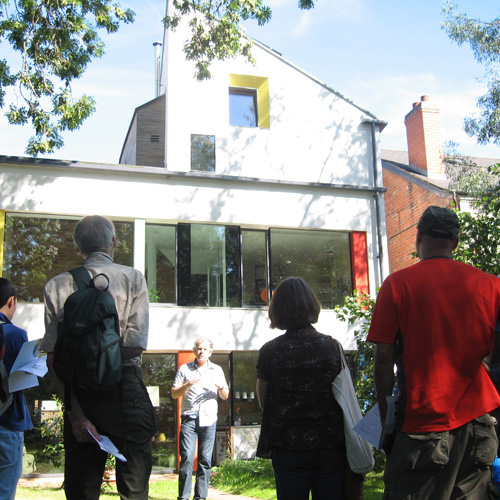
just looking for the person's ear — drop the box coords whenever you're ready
[452,237,459,251]
[7,296,16,309]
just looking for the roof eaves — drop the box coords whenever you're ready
[382,159,450,196]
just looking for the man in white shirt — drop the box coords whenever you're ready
[172,338,229,500]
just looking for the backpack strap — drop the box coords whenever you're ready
[63,268,91,411]
[69,267,92,290]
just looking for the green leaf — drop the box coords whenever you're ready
[1,0,136,155]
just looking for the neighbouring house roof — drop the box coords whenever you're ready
[381,149,449,194]
[381,148,500,195]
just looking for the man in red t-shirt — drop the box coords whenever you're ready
[368,206,500,499]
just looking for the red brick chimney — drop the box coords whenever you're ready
[404,95,445,179]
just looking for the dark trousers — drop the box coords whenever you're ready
[272,448,346,500]
[383,414,499,499]
[63,367,157,500]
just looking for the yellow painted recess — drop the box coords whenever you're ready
[0,211,4,277]
[229,74,270,129]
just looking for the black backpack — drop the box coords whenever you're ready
[53,267,122,399]
[0,321,13,416]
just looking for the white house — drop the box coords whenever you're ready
[0,3,388,467]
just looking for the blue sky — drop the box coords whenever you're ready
[2,0,500,163]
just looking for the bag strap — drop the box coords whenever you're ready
[335,339,349,371]
[69,267,92,290]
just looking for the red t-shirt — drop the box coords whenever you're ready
[367,257,500,432]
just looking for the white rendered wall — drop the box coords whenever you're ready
[0,161,386,352]
[162,20,380,187]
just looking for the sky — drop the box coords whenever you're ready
[2,0,500,163]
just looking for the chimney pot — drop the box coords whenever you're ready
[421,95,429,102]
[412,102,419,109]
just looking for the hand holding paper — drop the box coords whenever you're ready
[8,339,48,392]
[87,429,127,462]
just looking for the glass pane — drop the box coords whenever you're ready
[242,230,268,306]
[229,89,257,127]
[24,374,63,474]
[191,134,215,172]
[231,351,261,426]
[145,224,176,303]
[177,224,241,307]
[270,229,352,309]
[141,354,178,470]
[2,214,133,303]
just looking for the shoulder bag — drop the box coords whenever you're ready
[332,341,375,475]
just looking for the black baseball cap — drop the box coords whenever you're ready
[417,206,460,239]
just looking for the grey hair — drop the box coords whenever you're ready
[73,215,116,257]
[193,337,214,352]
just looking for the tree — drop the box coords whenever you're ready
[334,289,376,413]
[442,3,500,145]
[444,140,496,203]
[0,0,134,156]
[163,0,315,81]
[454,163,500,275]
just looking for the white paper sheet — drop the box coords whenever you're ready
[8,339,48,392]
[87,429,127,462]
[352,403,383,449]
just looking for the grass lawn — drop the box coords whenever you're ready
[15,480,178,500]
[15,470,384,500]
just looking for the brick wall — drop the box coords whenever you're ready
[382,168,453,273]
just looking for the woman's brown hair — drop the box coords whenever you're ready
[268,277,320,330]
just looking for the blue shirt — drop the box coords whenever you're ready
[0,313,33,431]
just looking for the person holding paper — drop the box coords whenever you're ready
[171,337,229,500]
[368,206,500,499]
[41,215,156,500]
[0,278,32,500]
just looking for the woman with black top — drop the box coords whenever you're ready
[256,277,346,500]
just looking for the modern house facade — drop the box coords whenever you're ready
[0,3,389,467]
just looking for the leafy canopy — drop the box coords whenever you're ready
[0,0,134,156]
[163,0,315,81]
[454,163,500,276]
[442,2,500,145]
[2,0,315,155]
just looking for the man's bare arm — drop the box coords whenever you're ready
[171,378,200,399]
[373,342,395,427]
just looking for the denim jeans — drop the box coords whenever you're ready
[178,416,217,500]
[271,447,345,500]
[0,425,24,500]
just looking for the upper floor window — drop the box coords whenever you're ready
[228,74,270,129]
[145,223,176,304]
[191,134,215,172]
[2,213,133,303]
[177,224,240,307]
[270,228,352,309]
[229,88,258,127]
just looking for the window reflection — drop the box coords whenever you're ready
[229,88,258,127]
[270,228,352,308]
